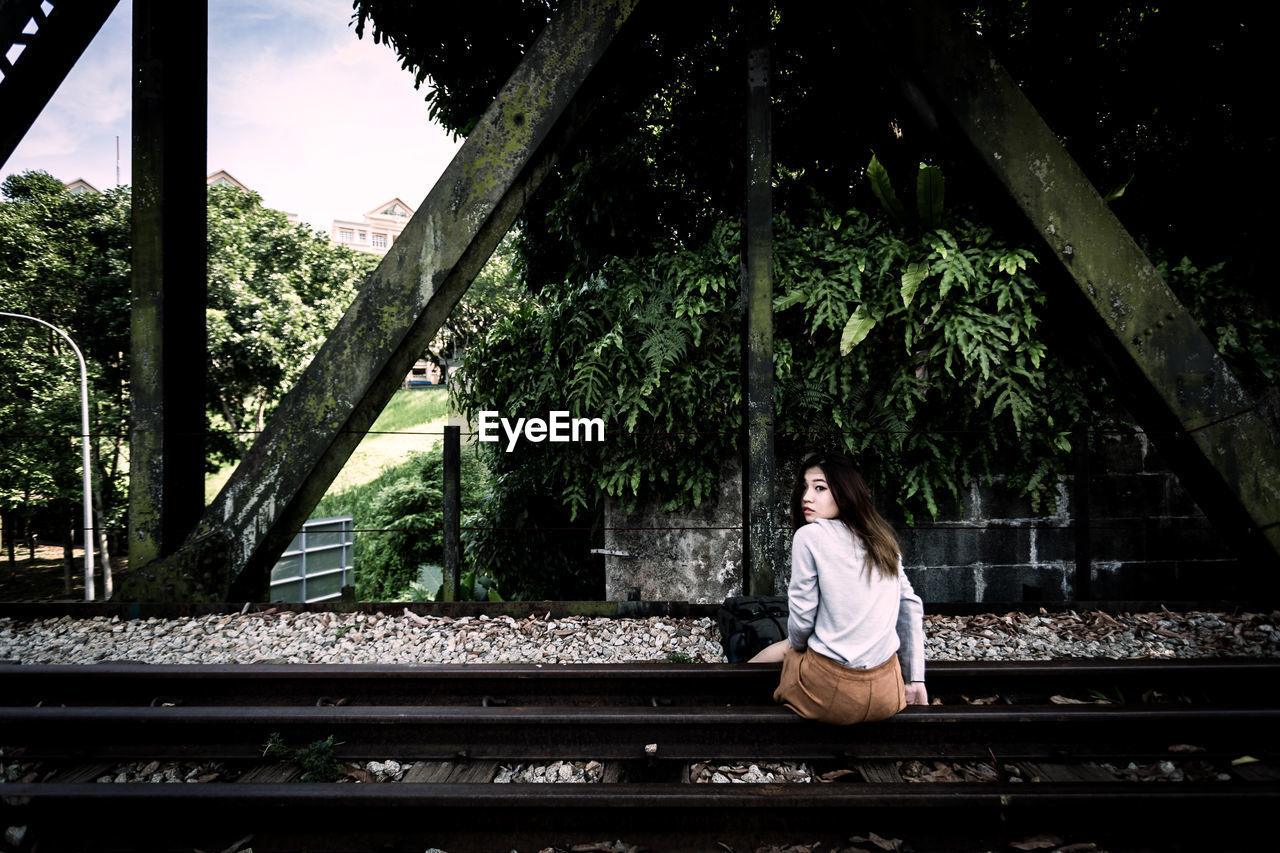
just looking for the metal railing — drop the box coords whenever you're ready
[268,516,354,603]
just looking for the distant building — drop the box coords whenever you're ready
[205,169,251,192]
[62,170,300,224]
[404,358,442,387]
[330,198,414,256]
[63,178,100,195]
[206,170,299,224]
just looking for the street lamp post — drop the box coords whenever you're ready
[0,312,98,600]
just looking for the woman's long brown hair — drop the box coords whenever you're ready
[790,452,901,580]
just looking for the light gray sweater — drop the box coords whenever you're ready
[786,517,926,683]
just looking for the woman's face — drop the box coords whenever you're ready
[800,466,840,522]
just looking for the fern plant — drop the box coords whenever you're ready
[450,166,1108,594]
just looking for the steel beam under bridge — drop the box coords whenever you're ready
[855,0,1280,568]
[124,0,1280,599]
[119,0,640,600]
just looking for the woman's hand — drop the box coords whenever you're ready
[904,681,929,705]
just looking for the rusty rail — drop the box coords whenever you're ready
[4,658,1276,707]
[2,660,1277,852]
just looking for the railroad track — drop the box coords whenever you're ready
[2,659,1278,852]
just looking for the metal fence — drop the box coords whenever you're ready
[269,516,354,603]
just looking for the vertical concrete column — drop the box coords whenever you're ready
[742,0,777,595]
[128,0,208,574]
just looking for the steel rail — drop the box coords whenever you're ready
[4,703,1277,762]
[4,658,1277,707]
[3,781,1277,853]
[3,661,1278,851]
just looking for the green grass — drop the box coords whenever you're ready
[310,450,424,522]
[205,387,456,505]
[370,386,451,434]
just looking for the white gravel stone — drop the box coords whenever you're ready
[1,608,1276,666]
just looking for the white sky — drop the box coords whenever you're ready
[4,0,462,233]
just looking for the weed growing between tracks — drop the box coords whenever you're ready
[262,732,344,782]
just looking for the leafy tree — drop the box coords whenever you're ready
[0,172,377,565]
[421,232,531,382]
[348,446,488,600]
[968,2,1278,287]
[353,1,1275,343]
[205,184,377,465]
[0,172,132,569]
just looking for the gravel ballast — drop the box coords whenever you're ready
[1,607,1278,665]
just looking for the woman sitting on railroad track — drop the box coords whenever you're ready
[750,452,928,723]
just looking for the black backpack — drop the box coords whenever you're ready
[716,595,789,662]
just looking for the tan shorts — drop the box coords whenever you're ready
[773,646,906,725]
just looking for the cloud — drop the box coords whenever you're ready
[5,0,460,228]
[206,0,459,228]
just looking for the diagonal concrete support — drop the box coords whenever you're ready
[858,0,1280,568]
[118,0,640,601]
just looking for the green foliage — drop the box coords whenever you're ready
[293,735,343,783]
[205,184,377,467]
[424,233,532,376]
[354,2,1272,601]
[453,166,1103,594]
[313,446,487,600]
[866,156,905,227]
[261,731,289,758]
[0,172,376,549]
[402,563,502,602]
[0,172,132,543]
[262,732,344,782]
[1157,254,1280,386]
[774,203,1078,520]
[451,221,744,598]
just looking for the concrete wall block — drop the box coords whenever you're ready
[1032,525,1077,564]
[1090,473,1170,519]
[970,476,1053,523]
[902,565,980,602]
[900,525,1030,569]
[1163,475,1208,518]
[603,460,749,602]
[1089,561,1167,600]
[1089,518,1149,563]
[1143,516,1229,562]
[604,521,743,603]
[601,424,1235,602]
[976,564,1073,602]
[905,563,1072,603]
[1088,559,1250,599]
[1095,430,1148,474]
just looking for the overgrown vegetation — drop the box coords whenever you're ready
[0,172,376,564]
[365,387,452,436]
[358,2,1277,599]
[261,732,344,783]
[313,444,490,600]
[1158,255,1280,388]
[450,159,1109,595]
